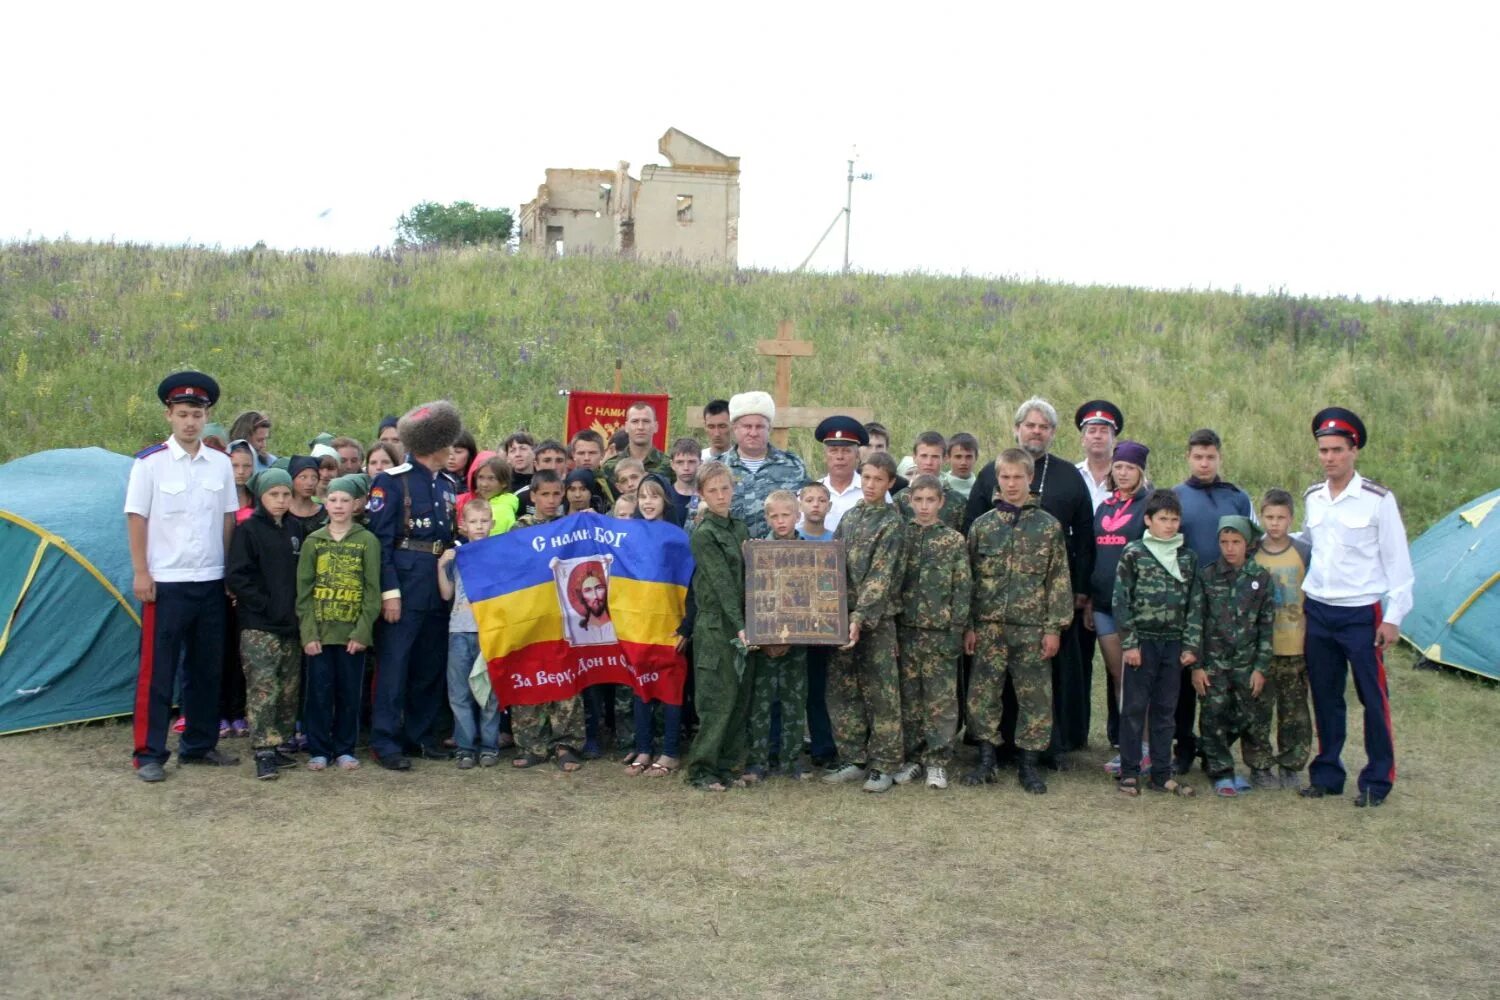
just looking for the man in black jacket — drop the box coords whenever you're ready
[964,398,1096,762]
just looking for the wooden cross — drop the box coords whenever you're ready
[689,320,873,448]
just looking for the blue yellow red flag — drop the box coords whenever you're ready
[456,512,693,707]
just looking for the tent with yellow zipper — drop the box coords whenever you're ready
[0,448,142,734]
[1401,487,1500,680]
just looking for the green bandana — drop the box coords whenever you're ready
[251,468,292,499]
[1217,515,1264,547]
[1142,532,1186,582]
[327,474,369,500]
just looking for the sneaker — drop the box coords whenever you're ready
[137,761,166,783]
[822,762,866,784]
[1251,768,1279,791]
[1279,767,1301,790]
[862,769,894,793]
[1232,774,1254,794]
[927,766,949,789]
[254,751,279,780]
[479,751,500,768]
[230,718,249,738]
[178,748,241,767]
[307,756,329,771]
[1104,754,1122,775]
[172,716,186,734]
[292,731,310,753]
[455,751,477,770]
[335,754,360,770]
[891,761,923,785]
[1213,777,1238,797]
[272,750,298,769]
[219,719,232,738]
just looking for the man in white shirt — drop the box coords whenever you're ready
[125,372,240,782]
[811,416,868,533]
[1074,399,1122,513]
[1299,407,1413,807]
[699,399,733,463]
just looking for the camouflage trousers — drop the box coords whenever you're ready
[510,695,583,759]
[897,625,960,768]
[1199,661,1274,777]
[240,628,301,750]
[1265,654,1312,771]
[746,646,808,770]
[828,617,902,772]
[968,622,1051,752]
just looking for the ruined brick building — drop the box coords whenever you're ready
[518,128,739,265]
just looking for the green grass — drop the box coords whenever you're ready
[3,240,1498,529]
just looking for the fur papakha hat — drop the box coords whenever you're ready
[398,400,463,457]
[729,390,775,425]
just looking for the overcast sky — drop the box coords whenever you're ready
[6,2,1496,302]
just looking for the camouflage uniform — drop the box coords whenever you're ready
[1198,557,1275,779]
[240,628,302,750]
[746,646,808,772]
[510,696,583,759]
[894,484,967,533]
[723,446,809,540]
[828,500,906,772]
[1113,539,1203,782]
[965,501,1073,752]
[896,520,971,768]
[513,510,561,530]
[682,511,755,786]
[602,447,671,484]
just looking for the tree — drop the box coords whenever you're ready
[395,201,514,247]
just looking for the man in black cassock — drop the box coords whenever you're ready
[964,397,1096,765]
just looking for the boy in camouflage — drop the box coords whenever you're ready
[895,475,971,790]
[513,469,564,529]
[744,491,812,780]
[894,432,967,531]
[682,462,754,790]
[1254,489,1314,788]
[823,451,908,793]
[1194,516,1276,796]
[962,450,1073,794]
[1112,489,1202,796]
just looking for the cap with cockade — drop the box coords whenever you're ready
[1074,399,1124,433]
[1311,407,1366,449]
[157,371,219,407]
[814,415,868,447]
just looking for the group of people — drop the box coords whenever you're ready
[125,371,1413,806]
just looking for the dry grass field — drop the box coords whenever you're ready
[3,646,1496,1000]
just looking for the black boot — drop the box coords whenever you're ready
[254,750,279,781]
[1019,750,1047,794]
[962,741,998,786]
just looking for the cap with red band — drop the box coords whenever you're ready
[157,370,219,407]
[1310,407,1366,448]
[1073,399,1124,433]
[814,415,869,447]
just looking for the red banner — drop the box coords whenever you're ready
[565,392,670,450]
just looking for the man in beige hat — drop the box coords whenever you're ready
[721,391,808,538]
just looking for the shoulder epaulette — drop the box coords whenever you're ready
[134,443,167,460]
[386,462,412,476]
[1303,482,1322,497]
[1360,479,1390,497]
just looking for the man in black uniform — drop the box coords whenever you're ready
[964,397,1095,763]
[367,400,461,770]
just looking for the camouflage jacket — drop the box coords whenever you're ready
[894,484,967,532]
[966,500,1073,631]
[688,511,749,637]
[724,446,809,540]
[897,521,971,632]
[1198,557,1274,674]
[512,510,562,530]
[835,500,905,626]
[1112,539,1203,654]
[602,447,671,484]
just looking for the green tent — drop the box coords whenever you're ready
[0,448,142,734]
[1401,487,1500,680]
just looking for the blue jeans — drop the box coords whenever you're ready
[633,695,683,757]
[446,632,499,754]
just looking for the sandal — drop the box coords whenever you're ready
[306,756,328,771]
[554,748,584,773]
[1213,777,1238,798]
[1149,777,1196,797]
[692,778,728,792]
[335,754,359,770]
[739,766,766,786]
[1118,777,1140,797]
[511,753,549,769]
[645,755,679,777]
[623,752,651,776]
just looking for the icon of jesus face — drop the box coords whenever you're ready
[580,574,608,623]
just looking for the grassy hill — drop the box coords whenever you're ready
[3,239,1498,527]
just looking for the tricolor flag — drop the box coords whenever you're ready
[456,512,693,707]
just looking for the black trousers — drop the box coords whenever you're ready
[133,580,227,767]
[1119,638,1181,783]
[370,608,449,759]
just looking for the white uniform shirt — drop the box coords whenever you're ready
[1301,471,1415,625]
[1076,459,1112,513]
[820,473,864,533]
[124,437,238,582]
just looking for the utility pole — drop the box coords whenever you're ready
[843,157,873,274]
